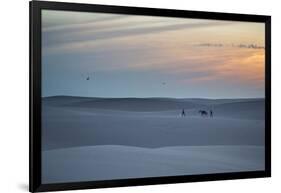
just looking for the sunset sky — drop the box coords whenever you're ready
[42,10,265,98]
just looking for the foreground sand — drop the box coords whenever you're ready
[42,145,264,183]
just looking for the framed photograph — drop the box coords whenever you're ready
[30,1,271,192]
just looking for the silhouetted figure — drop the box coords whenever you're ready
[181,109,186,117]
[198,110,208,117]
[86,76,90,80]
[210,110,213,118]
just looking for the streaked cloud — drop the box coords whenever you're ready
[42,14,234,54]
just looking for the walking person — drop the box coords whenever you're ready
[181,109,186,117]
[210,110,213,118]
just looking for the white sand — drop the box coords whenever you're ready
[42,145,264,183]
[41,96,265,183]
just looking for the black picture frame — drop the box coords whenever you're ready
[29,1,271,192]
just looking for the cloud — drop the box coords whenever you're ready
[42,11,235,54]
[195,43,264,49]
[42,15,129,32]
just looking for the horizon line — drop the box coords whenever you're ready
[42,95,265,100]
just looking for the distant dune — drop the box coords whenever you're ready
[43,96,264,114]
[212,100,264,120]
[43,96,204,111]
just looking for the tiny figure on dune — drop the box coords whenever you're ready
[198,110,208,117]
[181,109,186,117]
[210,110,213,118]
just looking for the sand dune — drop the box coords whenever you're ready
[212,100,264,120]
[42,106,264,150]
[43,96,264,112]
[42,96,264,150]
[42,145,264,183]
[45,96,205,111]
[42,96,265,183]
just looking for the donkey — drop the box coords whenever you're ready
[198,110,208,117]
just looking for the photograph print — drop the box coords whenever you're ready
[41,10,265,184]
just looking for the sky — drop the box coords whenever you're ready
[42,10,265,98]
